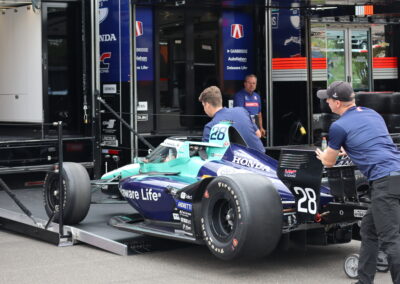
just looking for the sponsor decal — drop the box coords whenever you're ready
[100,33,117,42]
[172,213,180,221]
[101,135,118,147]
[137,101,148,111]
[232,156,272,172]
[284,169,297,178]
[231,24,244,39]
[103,84,117,94]
[135,21,143,37]
[102,119,116,129]
[161,139,184,149]
[137,114,148,121]
[99,8,109,24]
[354,209,367,218]
[120,188,161,201]
[232,238,238,247]
[176,200,192,212]
[180,192,192,200]
[244,102,259,107]
[182,224,192,231]
[179,210,191,218]
[100,52,112,73]
[180,217,191,225]
[216,166,250,176]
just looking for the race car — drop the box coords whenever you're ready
[43,121,369,260]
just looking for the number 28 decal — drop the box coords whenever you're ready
[210,126,227,141]
[293,186,317,214]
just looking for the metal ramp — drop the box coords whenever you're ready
[0,187,187,255]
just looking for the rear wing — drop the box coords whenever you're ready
[277,147,323,223]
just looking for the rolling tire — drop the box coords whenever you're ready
[344,253,359,279]
[43,162,91,225]
[200,174,282,260]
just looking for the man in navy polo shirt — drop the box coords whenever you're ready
[233,74,266,137]
[198,86,265,153]
[315,81,400,284]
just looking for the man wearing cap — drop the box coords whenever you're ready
[315,81,400,284]
[199,86,265,153]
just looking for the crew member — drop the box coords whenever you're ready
[315,81,400,284]
[233,74,266,137]
[199,86,265,153]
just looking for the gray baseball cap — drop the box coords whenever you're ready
[317,81,355,102]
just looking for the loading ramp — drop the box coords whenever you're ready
[0,186,188,255]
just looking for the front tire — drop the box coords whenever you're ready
[200,174,282,260]
[43,162,91,225]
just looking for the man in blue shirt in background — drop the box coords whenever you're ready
[233,74,266,137]
[315,81,400,284]
[198,86,265,153]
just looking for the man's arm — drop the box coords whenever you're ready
[257,112,266,137]
[315,146,339,167]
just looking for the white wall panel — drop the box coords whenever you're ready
[0,6,42,122]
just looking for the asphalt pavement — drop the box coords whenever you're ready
[0,230,391,284]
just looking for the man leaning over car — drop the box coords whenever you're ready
[315,81,400,284]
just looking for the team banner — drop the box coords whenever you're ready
[99,0,130,83]
[135,7,154,81]
[222,11,254,81]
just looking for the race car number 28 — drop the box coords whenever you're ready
[293,186,317,214]
[210,126,228,141]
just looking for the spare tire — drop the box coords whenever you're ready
[386,114,400,134]
[313,113,340,132]
[390,92,400,114]
[43,162,91,225]
[201,174,282,260]
[355,92,391,113]
[319,99,331,113]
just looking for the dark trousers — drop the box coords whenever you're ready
[358,175,400,284]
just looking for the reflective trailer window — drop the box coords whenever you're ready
[326,30,346,85]
[351,30,369,91]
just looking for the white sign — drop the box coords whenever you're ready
[103,84,117,94]
[137,101,148,111]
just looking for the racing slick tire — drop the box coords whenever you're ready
[344,253,359,279]
[390,92,400,114]
[200,174,282,260]
[43,162,91,225]
[355,92,390,113]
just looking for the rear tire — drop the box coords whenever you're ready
[200,174,282,260]
[43,162,91,225]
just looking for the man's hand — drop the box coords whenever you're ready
[260,127,266,138]
[315,146,339,168]
[255,129,262,138]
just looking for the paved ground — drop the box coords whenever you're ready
[0,230,391,284]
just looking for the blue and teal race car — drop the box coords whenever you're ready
[43,122,369,260]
